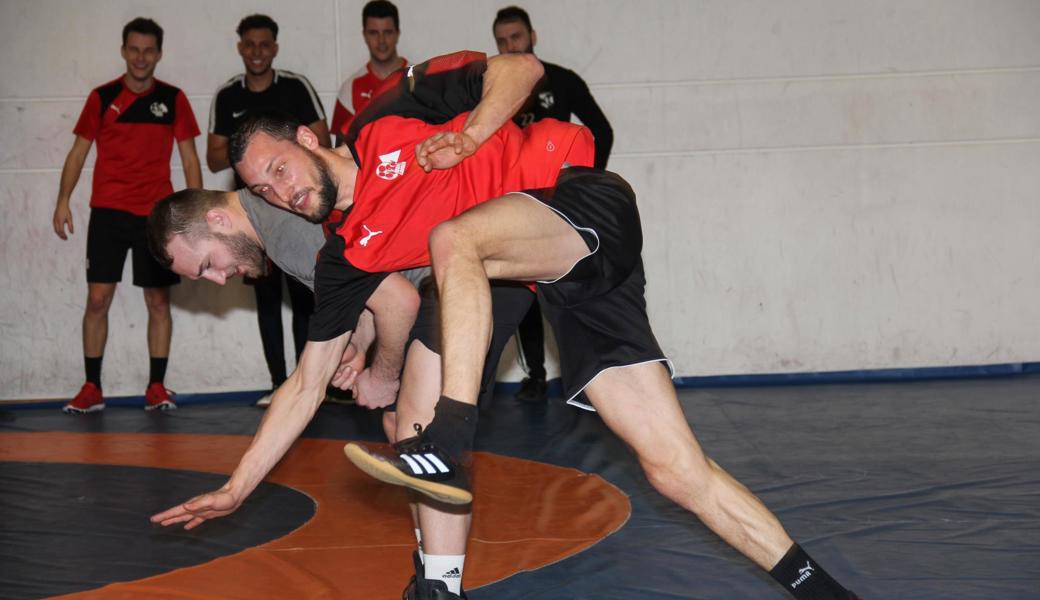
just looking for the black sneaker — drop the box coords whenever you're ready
[344,426,472,505]
[514,376,547,403]
[402,550,468,600]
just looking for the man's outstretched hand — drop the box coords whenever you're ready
[415,131,478,172]
[151,484,242,530]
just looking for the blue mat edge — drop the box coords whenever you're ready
[5,361,1038,409]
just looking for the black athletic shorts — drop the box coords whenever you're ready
[86,208,179,287]
[409,275,534,405]
[521,167,671,410]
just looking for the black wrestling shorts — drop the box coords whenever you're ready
[520,168,671,410]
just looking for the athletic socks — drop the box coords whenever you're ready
[84,356,102,387]
[769,544,852,600]
[415,528,425,564]
[423,396,478,460]
[149,357,168,385]
[424,553,465,596]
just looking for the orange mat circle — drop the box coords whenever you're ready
[1,432,630,599]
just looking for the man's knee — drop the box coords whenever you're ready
[638,439,715,507]
[85,286,115,316]
[143,288,171,315]
[429,220,468,263]
[429,218,491,268]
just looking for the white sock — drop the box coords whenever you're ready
[424,553,465,595]
[414,528,424,564]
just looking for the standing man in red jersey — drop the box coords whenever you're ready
[53,17,202,413]
[330,1,406,146]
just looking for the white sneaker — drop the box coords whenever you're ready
[255,391,274,407]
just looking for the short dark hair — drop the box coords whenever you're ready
[122,17,164,51]
[228,111,303,167]
[237,14,279,39]
[363,0,399,30]
[493,6,532,32]
[147,189,230,268]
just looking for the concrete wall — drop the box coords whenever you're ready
[2,0,1038,399]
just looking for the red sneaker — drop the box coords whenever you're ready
[63,382,105,414]
[144,383,177,411]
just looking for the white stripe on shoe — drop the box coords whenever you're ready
[423,453,450,473]
[400,453,423,475]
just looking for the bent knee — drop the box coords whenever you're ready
[428,220,470,262]
[430,216,501,266]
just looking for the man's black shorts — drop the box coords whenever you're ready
[521,167,671,410]
[409,276,533,404]
[86,208,179,287]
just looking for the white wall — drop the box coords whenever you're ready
[1,0,1038,399]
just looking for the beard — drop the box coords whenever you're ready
[212,231,268,279]
[302,147,339,224]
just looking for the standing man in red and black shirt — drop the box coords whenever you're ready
[53,17,201,414]
[493,5,615,403]
[330,1,407,146]
[208,14,330,406]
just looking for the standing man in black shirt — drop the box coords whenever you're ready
[493,5,614,403]
[208,14,331,406]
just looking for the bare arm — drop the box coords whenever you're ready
[177,138,203,188]
[352,272,421,408]
[329,309,374,390]
[151,329,351,529]
[150,274,418,528]
[206,133,231,173]
[415,53,544,171]
[462,52,543,145]
[52,136,93,240]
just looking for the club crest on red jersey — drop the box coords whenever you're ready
[376,149,407,181]
[149,101,169,118]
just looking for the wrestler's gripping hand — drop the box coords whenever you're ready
[415,131,478,172]
[330,341,365,390]
[151,484,241,530]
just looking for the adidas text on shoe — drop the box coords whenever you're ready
[63,382,105,414]
[343,442,472,505]
[144,383,177,411]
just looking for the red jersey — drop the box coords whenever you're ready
[330,59,407,139]
[340,112,593,273]
[308,51,593,342]
[73,77,200,216]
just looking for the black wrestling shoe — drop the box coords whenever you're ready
[344,425,472,505]
[404,578,468,600]
[402,551,468,600]
[514,376,547,403]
